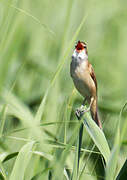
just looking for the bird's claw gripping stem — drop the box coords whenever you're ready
[75,106,90,120]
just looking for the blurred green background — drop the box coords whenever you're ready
[0,0,127,179]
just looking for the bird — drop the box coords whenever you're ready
[70,40,102,129]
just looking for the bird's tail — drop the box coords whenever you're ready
[90,98,102,129]
[94,109,102,129]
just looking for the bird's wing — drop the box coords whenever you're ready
[89,63,97,90]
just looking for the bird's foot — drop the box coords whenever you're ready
[75,108,83,120]
[75,105,90,120]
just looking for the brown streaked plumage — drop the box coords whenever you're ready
[70,41,102,129]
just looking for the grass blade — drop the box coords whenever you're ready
[32,151,53,161]
[105,111,120,180]
[0,104,7,137]
[2,152,18,163]
[106,103,127,180]
[53,122,82,180]
[10,4,55,37]
[10,141,35,180]
[116,159,127,180]
[82,110,110,164]
[71,123,83,180]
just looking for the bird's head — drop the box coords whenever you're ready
[72,41,88,61]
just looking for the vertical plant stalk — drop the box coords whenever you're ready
[77,123,84,172]
[71,115,84,180]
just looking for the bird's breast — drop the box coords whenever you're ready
[71,59,88,79]
[70,60,92,97]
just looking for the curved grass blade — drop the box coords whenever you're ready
[2,91,46,146]
[10,5,55,37]
[106,102,127,180]
[1,1,55,37]
[10,141,35,180]
[82,110,110,164]
[2,150,53,164]
[105,108,121,180]
[32,151,53,161]
[3,90,34,125]
[116,159,127,180]
[115,105,127,179]
[105,133,120,180]
[2,152,18,163]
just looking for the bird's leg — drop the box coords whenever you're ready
[76,97,94,119]
[82,97,94,113]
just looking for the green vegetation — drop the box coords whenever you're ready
[0,0,127,179]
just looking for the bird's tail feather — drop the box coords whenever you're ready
[90,99,102,129]
[94,110,102,129]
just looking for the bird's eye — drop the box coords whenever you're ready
[84,46,87,49]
